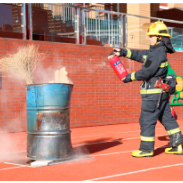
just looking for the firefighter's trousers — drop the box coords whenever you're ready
[139,99,183,151]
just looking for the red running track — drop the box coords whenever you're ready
[0,120,183,181]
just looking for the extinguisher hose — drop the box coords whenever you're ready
[109,50,114,56]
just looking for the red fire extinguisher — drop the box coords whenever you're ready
[108,53,128,81]
[171,107,175,118]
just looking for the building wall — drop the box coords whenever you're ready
[0,37,183,133]
[113,3,127,13]
[160,3,168,7]
[157,9,183,29]
[168,3,183,9]
[127,3,151,49]
[150,3,159,17]
[160,3,183,10]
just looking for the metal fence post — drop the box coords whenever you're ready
[108,13,110,45]
[63,5,65,22]
[95,7,98,40]
[119,14,123,47]
[84,12,86,45]
[98,13,100,41]
[21,3,26,40]
[28,3,32,40]
[81,6,85,44]
[53,4,54,18]
[123,14,127,48]
[75,7,80,44]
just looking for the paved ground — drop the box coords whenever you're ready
[0,120,183,181]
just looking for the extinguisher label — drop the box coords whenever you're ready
[114,61,125,74]
[114,61,121,66]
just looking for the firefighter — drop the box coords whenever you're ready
[113,21,183,157]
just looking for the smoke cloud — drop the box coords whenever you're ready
[0,126,26,162]
[33,66,55,84]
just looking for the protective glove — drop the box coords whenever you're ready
[166,74,176,94]
[113,48,126,57]
[123,74,132,83]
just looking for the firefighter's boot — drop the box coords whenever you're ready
[165,144,183,155]
[132,150,154,157]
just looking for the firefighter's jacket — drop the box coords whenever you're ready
[121,42,170,100]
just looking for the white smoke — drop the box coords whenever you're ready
[0,125,26,162]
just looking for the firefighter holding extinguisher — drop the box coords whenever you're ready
[112,21,183,157]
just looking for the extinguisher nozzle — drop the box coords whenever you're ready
[108,55,113,60]
[108,51,114,59]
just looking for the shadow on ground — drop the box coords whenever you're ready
[73,137,122,155]
[158,135,169,141]
[154,135,170,156]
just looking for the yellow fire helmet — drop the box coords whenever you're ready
[147,21,171,37]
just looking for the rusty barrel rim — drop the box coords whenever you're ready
[27,131,71,135]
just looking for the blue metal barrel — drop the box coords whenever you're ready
[26,83,73,160]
